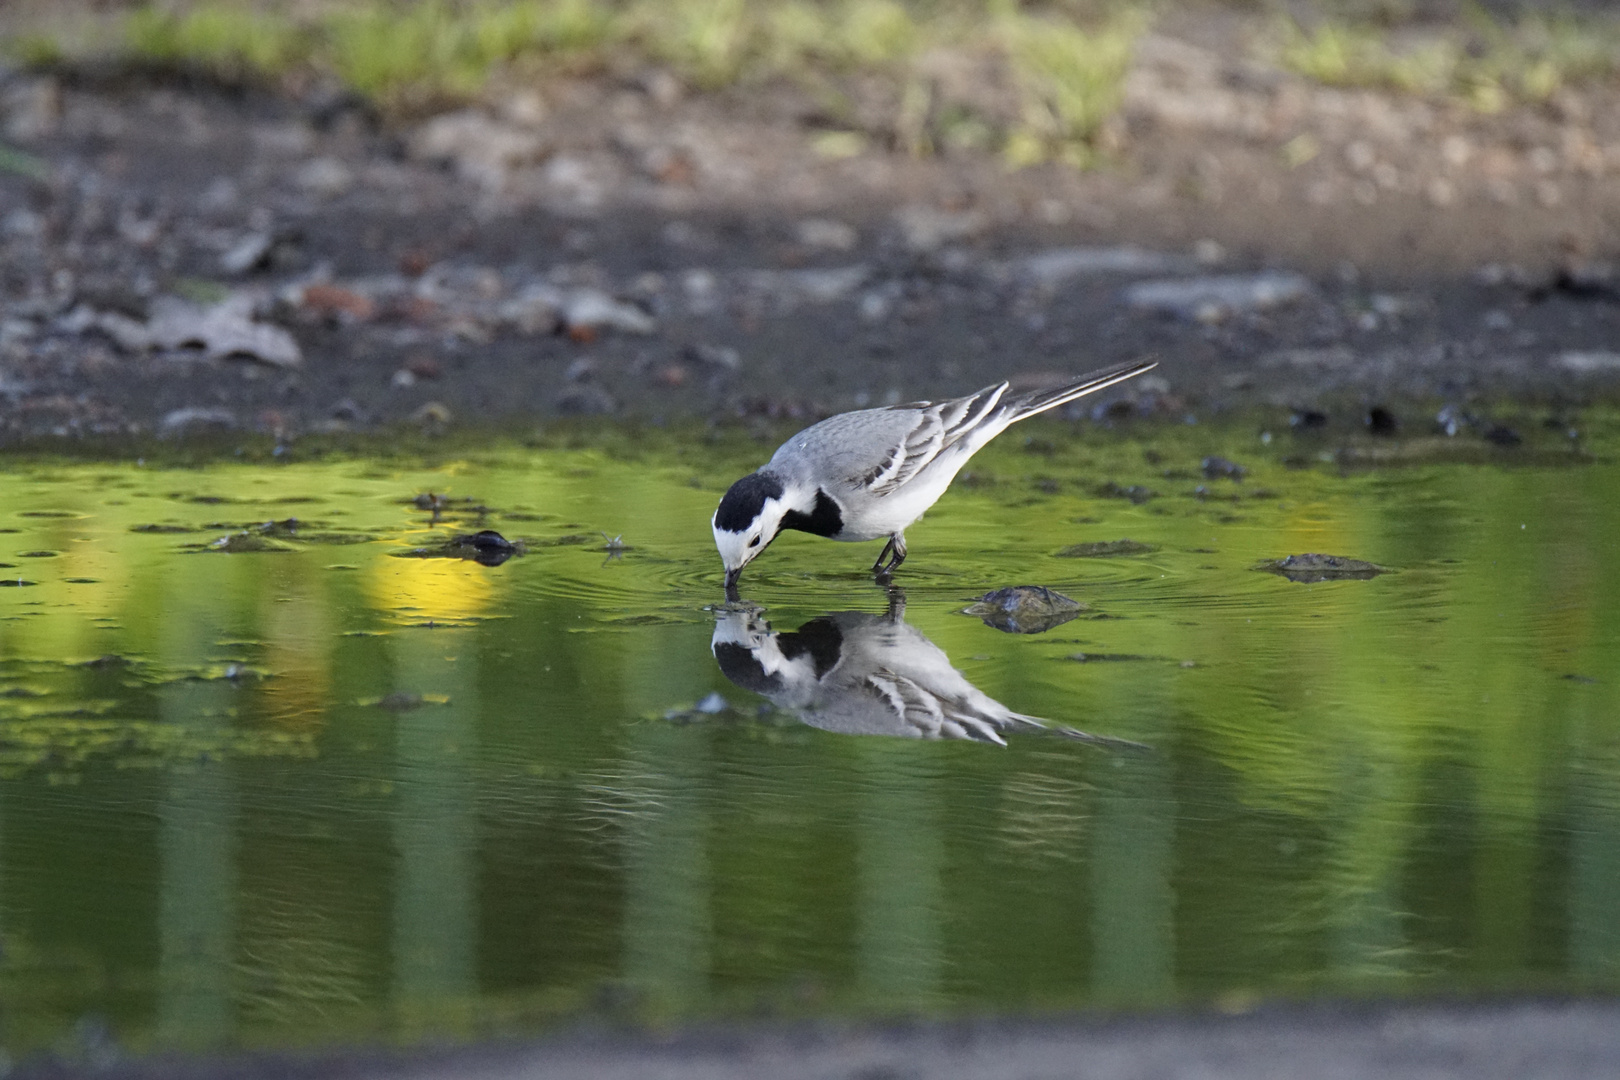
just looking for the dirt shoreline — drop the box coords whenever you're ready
[3,8,1620,447]
[15,997,1620,1079]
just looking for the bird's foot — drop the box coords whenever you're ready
[871,536,898,575]
[870,534,908,578]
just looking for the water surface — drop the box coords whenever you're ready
[0,422,1617,1057]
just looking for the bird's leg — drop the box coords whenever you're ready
[872,533,908,581]
[884,585,907,622]
[871,536,898,576]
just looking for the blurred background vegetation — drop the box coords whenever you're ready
[4,1,1619,168]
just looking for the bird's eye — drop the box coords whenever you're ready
[748,536,761,548]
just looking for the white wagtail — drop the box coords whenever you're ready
[713,357,1157,592]
[711,600,1045,743]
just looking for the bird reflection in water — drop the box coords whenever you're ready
[712,591,1130,746]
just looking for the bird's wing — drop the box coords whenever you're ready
[860,382,1010,496]
[858,359,1157,497]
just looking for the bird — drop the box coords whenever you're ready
[711,595,1047,743]
[712,357,1157,594]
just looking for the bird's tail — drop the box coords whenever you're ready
[1008,357,1158,420]
[1007,711,1156,751]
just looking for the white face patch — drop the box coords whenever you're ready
[713,526,758,574]
[712,496,785,574]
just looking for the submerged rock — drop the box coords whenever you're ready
[963,586,1084,634]
[1057,539,1158,558]
[1201,455,1247,479]
[1094,482,1156,503]
[1262,553,1386,583]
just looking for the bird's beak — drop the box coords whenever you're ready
[724,566,742,600]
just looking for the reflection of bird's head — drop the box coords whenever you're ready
[712,608,781,693]
[712,611,846,698]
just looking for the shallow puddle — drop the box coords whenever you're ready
[0,420,1617,1056]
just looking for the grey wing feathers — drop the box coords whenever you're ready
[863,381,1009,495]
[863,358,1155,496]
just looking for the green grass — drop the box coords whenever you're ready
[998,4,1143,167]
[126,2,304,79]
[106,0,938,101]
[1277,8,1620,110]
[15,1,1620,159]
[9,0,1149,167]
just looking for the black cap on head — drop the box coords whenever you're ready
[714,471,785,533]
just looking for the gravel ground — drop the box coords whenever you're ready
[3,9,1620,445]
[17,998,1620,1079]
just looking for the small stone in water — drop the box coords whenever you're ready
[1483,424,1522,447]
[1263,554,1386,583]
[1095,482,1155,503]
[1057,539,1158,558]
[1365,406,1399,435]
[203,532,292,553]
[456,529,518,566]
[1201,455,1247,479]
[963,586,1084,634]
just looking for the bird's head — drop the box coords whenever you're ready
[712,470,796,593]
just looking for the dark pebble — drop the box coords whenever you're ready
[1365,406,1399,434]
[1201,455,1247,479]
